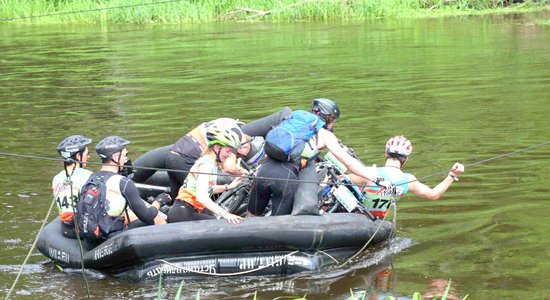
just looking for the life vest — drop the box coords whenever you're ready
[363,167,410,218]
[177,156,218,213]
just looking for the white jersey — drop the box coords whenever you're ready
[51,168,92,223]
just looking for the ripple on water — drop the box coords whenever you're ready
[0,264,45,274]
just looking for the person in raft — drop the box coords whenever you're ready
[52,135,94,238]
[93,136,168,226]
[168,121,245,224]
[348,135,465,219]
[247,98,380,216]
[165,117,253,199]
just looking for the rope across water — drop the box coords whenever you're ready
[1,140,548,187]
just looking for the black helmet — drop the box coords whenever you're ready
[311,98,340,123]
[95,136,130,160]
[56,135,92,159]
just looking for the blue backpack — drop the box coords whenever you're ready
[264,110,324,162]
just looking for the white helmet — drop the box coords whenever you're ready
[385,135,412,157]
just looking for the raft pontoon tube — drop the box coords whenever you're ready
[37,213,393,280]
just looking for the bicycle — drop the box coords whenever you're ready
[215,159,262,217]
[316,142,377,221]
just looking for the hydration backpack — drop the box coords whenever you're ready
[264,110,323,162]
[76,172,125,243]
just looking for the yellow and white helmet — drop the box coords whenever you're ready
[206,120,242,149]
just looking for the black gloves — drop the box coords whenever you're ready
[154,193,172,207]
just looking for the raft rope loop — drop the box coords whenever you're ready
[156,250,300,277]
[67,178,92,300]
[4,190,58,300]
[316,249,340,264]
[0,0,189,22]
[340,208,391,266]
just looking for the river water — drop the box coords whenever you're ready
[1,12,549,299]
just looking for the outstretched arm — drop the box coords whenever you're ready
[318,128,377,182]
[408,162,464,200]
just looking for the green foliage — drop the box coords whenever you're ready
[0,0,547,23]
[156,273,163,300]
[176,280,186,300]
[194,288,201,300]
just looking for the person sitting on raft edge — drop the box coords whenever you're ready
[77,136,169,249]
[52,135,93,239]
[347,135,465,219]
[168,121,245,224]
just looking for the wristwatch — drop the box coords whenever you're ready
[448,173,459,181]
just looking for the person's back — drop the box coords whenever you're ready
[78,136,167,249]
[350,135,465,219]
[362,166,412,219]
[263,109,325,162]
[52,135,93,238]
[248,98,378,216]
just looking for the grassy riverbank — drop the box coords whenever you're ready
[0,0,548,23]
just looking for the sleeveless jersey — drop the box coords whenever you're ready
[51,168,92,223]
[103,175,128,216]
[300,136,320,159]
[363,167,411,218]
[177,156,218,213]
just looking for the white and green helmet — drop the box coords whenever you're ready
[206,120,242,149]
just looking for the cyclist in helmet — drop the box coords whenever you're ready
[78,136,168,243]
[168,123,245,224]
[247,98,379,216]
[52,135,93,238]
[155,118,250,198]
[348,135,465,219]
[133,108,292,195]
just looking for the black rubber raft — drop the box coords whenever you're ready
[37,108,394,280]
[37,214,394,280]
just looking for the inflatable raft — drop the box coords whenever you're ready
[38,108,393,280]
[37,213,394,280]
